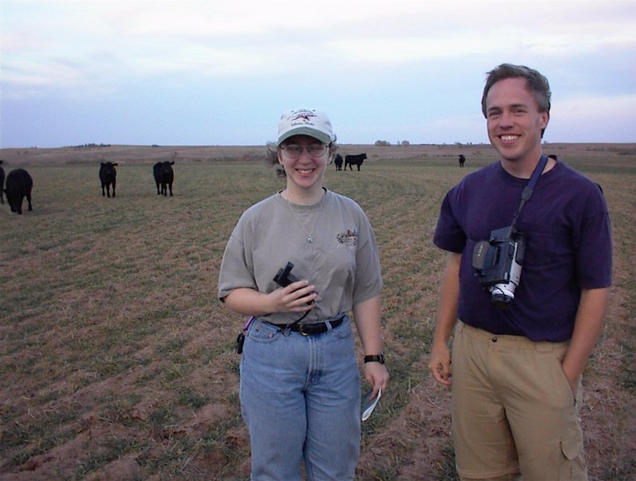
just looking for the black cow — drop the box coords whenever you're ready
[5,168,33,215]
[99,162,118,198]
[458,154,466,167]
[344,153,367,171]
[333,154,343,171]
[0,160,5,204]
[153,161,174,196]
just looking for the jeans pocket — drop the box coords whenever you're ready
[247,321,281,344]
[332,319,353,340]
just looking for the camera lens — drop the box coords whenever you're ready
[491,290,513,307]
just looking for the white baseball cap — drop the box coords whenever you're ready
[277,109,334,146]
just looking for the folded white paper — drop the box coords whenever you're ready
[361,387,382,421]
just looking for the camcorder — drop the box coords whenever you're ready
[472,226,526,307]
[274,261,315,306]
[273,262,300,287]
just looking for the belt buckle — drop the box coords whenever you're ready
[298,324,311,336]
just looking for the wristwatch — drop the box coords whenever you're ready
[364,353,385,364]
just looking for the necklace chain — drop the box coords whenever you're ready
[282,192,322,244]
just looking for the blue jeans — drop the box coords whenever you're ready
[240,316,361,481]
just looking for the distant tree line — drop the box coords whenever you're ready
[374,140,411,146]
[72,143,112,149]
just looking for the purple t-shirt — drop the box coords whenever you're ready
[434,160,612,342]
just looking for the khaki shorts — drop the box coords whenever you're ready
[451,321,588,481]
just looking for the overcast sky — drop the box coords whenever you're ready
[1,0,635,148]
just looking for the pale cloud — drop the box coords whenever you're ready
[1,58,83,88]
[555,94,636,117]
[3,0,635,83]
[129,43,277,76]
[548,94,636,142]
[1,0,635,146]
[327,35,482,64]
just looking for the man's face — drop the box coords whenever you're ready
[485,77,549,164]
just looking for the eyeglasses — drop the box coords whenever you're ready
[280,143,328,159]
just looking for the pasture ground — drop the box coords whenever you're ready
[0,143,634,480]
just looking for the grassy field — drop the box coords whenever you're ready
[0,144,634,480]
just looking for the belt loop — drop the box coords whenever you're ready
[325,320,333,331]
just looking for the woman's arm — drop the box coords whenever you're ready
[354,295,390,397]
[223,281,318,317]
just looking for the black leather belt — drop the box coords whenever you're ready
[265,314,345,336]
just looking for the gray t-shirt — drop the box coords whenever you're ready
[218,189,382,325]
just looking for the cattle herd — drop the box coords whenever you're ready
[333,152,367,171]
[1,160,176,215]
[1,153,374,215]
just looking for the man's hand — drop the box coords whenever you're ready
[429,340,452,386]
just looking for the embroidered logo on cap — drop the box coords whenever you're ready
[290,110,317,124]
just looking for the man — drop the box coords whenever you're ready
[429,64,612,481]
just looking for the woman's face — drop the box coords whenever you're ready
[278,135,330,194]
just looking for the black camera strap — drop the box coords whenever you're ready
[510,155,548,229]
[281,310,310,332]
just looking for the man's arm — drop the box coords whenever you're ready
[428,252,462,386]
[561,287,609,392]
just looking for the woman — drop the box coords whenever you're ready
[218,109,389,480]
